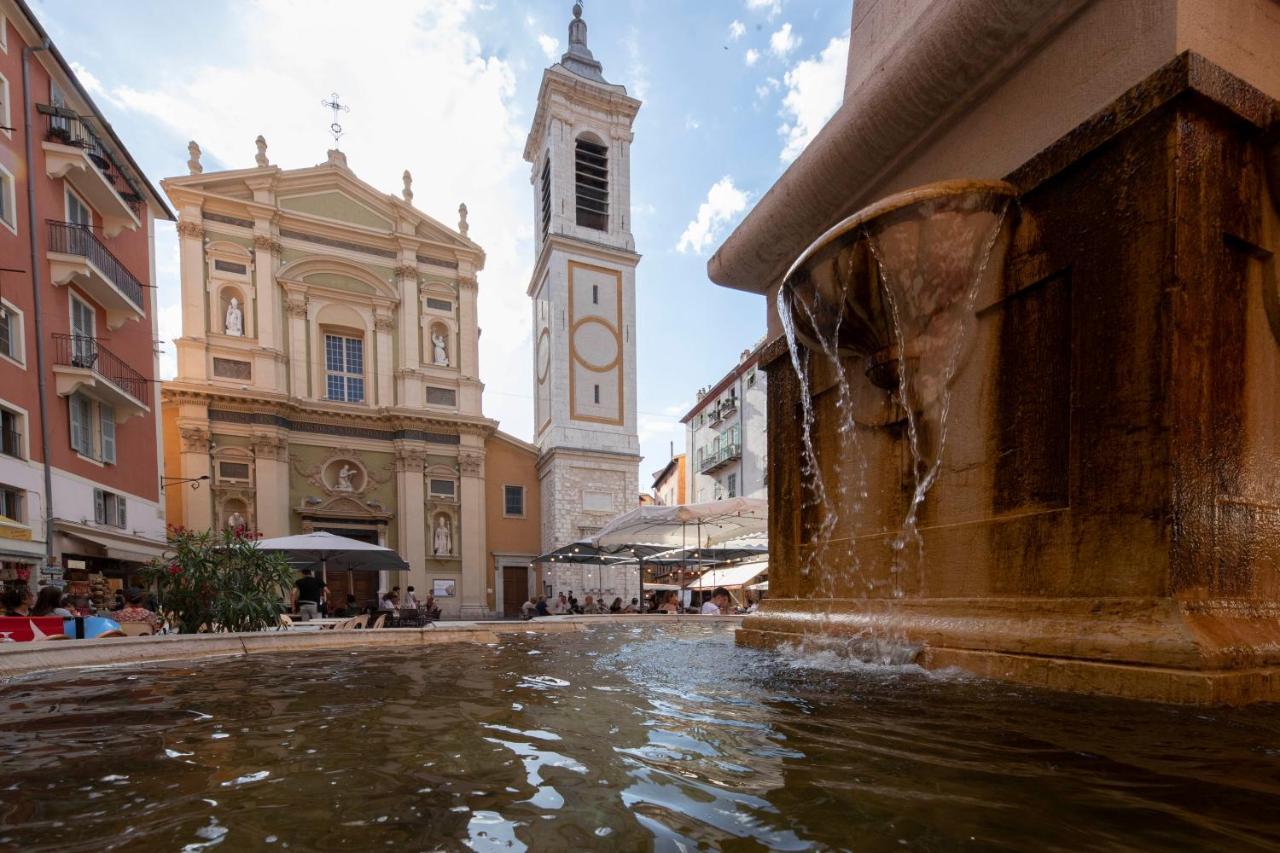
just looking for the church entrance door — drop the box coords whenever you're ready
[502,566,529,618]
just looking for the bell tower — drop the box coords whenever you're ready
[525,3,642,560]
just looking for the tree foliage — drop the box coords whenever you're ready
[142,526,294,634]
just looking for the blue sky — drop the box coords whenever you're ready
[31,0,850,486]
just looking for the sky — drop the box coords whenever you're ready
[32,0,851,488]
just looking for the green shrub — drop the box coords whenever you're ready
[142,526,294,634]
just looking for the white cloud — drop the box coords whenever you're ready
[684,115,700,131]
[745,0,782,20]
[744,48,760,67]
[755,76,781,101]
[769,22,801,58]
[728,20,746,41]
[779,33,849,162]
[536,33,559,60]
[624,27,650,100]
[109,0,537,438]
[676,176,751,255]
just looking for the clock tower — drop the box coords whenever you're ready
[525,4,642,582]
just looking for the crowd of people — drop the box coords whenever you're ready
[519,586,756,619]
[2,585,163,632]
[290,572,442,622]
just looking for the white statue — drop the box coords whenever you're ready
[187,140,202,175]
[335,464,356,492]
[432,331,449,366]
[226,511,245,530]
[224,297,243,336]
[433,516,451,555]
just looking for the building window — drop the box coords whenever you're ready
[69,392,114,463]
[727,473,737,498]
[539,154,551,240]
[429,478,456,500]
[94,488,126,529]
[746,369,757,389]
[504,485,525,517]
[0,161,15,234]
[0,408,20,458]
[65,187,91,227]
[574,136,608,231]
[324,333,365,403]
[213,259,248,275]
[426,386,457,407]
[0,484,23,522]
[0,300,23,365]
[70,294,95,366]
[591,284,598,305]
[0,73,10,139]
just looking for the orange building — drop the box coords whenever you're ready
[484,431,542,617]
[0,0,173,606]
[650,454,686,506]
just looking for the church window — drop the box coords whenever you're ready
[324,333,365,403]
[574,136,608,231]
[540,154,551,240]
[504,485,525,517]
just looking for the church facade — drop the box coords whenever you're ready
[525,5,643,599]
[160,144,541,617]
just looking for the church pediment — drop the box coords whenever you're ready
[279,190,393,231]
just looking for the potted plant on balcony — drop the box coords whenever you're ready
[46,125,72,145]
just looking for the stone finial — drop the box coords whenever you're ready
[326,148,348,168]
[255,135,269,167]
[187,141,203,175]
[458,203,469,237]
[561,1,605,81]
[402,170,414,203]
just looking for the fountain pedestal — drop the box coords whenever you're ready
[745,55,1280,704]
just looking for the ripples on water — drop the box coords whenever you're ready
[3,624,1280,851]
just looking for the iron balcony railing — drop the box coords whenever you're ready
[47,221,145,310]
[52,333,147,403]
[698,441,742,474]
[38,105,146,211]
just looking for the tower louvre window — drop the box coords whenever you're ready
[540,154,551,240]
[574,137,608,231]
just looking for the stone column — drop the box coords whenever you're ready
[251,432,290,537]
[175,217,207,380]
[394,442,429,594]
[177,424,213,529]
[458,440,488,618]
[374,312,394,406]
[286,292,308,398]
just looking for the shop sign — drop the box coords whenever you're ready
[0,518,32,541]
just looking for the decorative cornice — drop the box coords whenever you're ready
[459,278,478,292]
[176,220,205,240]
[374,314,395,332]
[285,295,309,318]
[394,445,429,473]
[251,433,289,461]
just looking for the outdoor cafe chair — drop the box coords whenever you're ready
[398,608,421,627]
[370,613,387,630]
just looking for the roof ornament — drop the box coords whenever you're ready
[320,92,350,149]
[255,134,269,167]
[458,203,469,237]
[187,141,203,175]
[560,1,606,82]
[402,170,414,203]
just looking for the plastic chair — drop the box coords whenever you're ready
[278,613,294,630]
[370,613,387,630]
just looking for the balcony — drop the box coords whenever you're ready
[720,395,738,416]
[47,222,146,329]
[698,441,742,474]
[51,333,149,420]
[39,106,143,236]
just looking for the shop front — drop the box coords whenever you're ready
[52,520,168,611]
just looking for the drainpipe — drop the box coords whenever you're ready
[22,41,54,566]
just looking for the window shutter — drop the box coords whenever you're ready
[100,405,116,463]
[70,395,87,454]
[93,488,105,524]
[117,497,127,529]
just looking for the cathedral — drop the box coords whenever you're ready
[159,3,642,614]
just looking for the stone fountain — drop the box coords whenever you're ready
[717,1,1280,704]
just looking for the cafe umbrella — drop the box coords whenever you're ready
[255,531,409,609]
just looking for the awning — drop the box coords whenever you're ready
[591,498,768,549]
[685,561,768,591]
[54,520,167,564]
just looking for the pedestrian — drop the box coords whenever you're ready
[535,596,550,617]
[701,586,730,615]
[292,568,327,621]
[552,592,568,614]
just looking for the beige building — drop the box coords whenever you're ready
[161,144,534,617]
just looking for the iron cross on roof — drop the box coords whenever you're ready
[321,92,350,148]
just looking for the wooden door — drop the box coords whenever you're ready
[502,566,527,617]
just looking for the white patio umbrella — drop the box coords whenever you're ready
[255,530,409,598]
[590,498,768,549]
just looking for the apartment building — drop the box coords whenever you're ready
[0,0,173,605]
[682,341,767,504]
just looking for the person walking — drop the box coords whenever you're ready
[292,569,327,622]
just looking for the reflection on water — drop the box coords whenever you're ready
[3,624,1280,851]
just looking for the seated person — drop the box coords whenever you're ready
[622,598,640,614]
[581,595,601,614]
[31,586,74,618]
[701,586,731,615]
[658,591,680,614]
[609,597,623,614]
[422,594,441,621]
[379,590,400,611]
[520,597,536,619]
[535,596,550,617]
[2,586,31,616]
[338,593,360,618]
[114,588,161,633]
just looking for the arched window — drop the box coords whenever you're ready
[575,135,608,231]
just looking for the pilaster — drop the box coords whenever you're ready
[374,311,394,406]
[177,422,213,529]
[251,431,290,536]
[286,291,308,398]
[458,440,488,617]
[394,442,429,593]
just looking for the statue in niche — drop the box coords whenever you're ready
[432,331,450,366]
[226,511,246,530]
[224,297,244,336]
[334,464,356,492]
[433,516,452,555]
